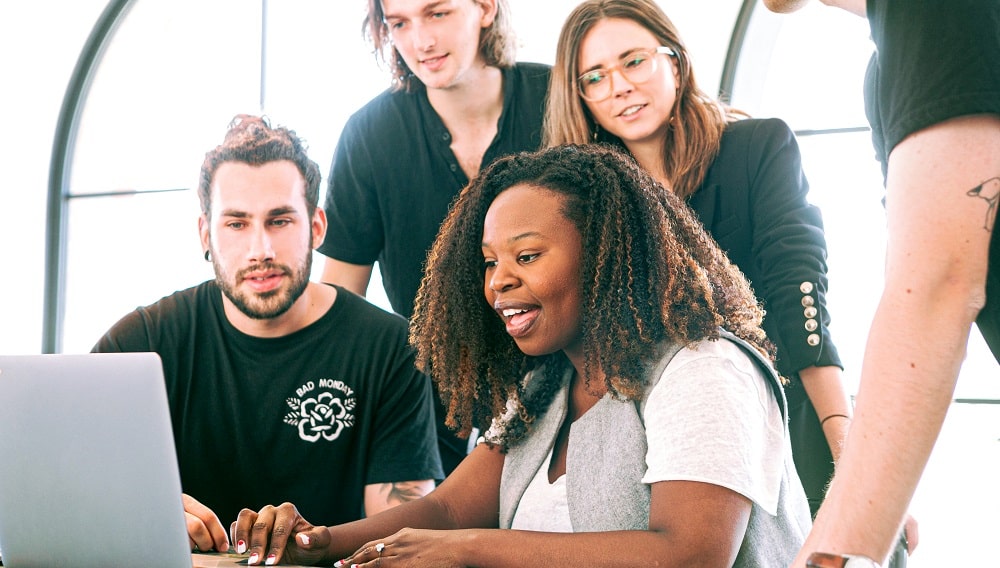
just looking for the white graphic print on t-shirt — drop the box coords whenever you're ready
[283,378,356,442]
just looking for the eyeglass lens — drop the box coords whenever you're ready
[578,51,659,102]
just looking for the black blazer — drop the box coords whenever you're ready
[688,118,842,378]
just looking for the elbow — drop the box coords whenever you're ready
[762,0,810,13]
[945,266,989,321]
[965,285,988,320]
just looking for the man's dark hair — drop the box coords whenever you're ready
[198,114,322,217]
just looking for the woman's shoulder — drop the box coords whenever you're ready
[669,337,759,369]
[643,337,764,398]
[722,116,795,143]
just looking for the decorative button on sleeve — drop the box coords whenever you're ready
[800,281,820,347]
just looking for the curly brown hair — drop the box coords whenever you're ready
[410,144,772,448]
[198,114,321,218]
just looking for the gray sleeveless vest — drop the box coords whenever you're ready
[497,330,811,566]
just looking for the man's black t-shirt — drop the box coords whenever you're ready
[319,62,551,320]
[93,282,443,526]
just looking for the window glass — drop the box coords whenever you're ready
[70,0,261,196]
[734,3,872,130]
[62,190,211,353]
[1,0,107,355]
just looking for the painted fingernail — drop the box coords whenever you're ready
[248,552,259,564]
[237,540,247,554]
[299,533,311,546]
[333,561,344,568]
[265,553,277,565]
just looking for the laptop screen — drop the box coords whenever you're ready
[0,353,192,567]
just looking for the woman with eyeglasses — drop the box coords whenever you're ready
[545,0,853,522]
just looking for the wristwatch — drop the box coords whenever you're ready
[806,552,881,568]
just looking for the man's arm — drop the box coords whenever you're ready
[795,114,1000,566]
[320,256,374,297]
[363,480,436,517]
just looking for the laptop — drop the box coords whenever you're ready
[0,352,192,567]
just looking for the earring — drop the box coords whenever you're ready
[592,124,600,142]
[204,250,212,262]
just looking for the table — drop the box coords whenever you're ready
[193,551,315,567]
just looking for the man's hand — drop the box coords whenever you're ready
[183,493,230,552]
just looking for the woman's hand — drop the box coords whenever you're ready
[231,502,332,566]
[336,528,468,568]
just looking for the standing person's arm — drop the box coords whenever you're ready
[763,0,865,17]
[796,114,1000,566]
[798,365,851,462]
[320,258,373,298]
[738,119,853,458]
[317,114,384,301]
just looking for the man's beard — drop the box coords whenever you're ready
[213,252,312,320]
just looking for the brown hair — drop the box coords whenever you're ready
[198,114,322,218]
[543,0,747,199]
[410,144,771,448]
[364,0,517,92]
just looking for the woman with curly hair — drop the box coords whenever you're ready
[545,0,853,519]
[233,144,810,567]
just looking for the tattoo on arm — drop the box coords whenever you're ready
[378,480,433,506]
[966,177,1000,231]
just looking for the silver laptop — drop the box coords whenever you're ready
[0,353,192,567]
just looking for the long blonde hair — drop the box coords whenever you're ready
[543,0,745,199]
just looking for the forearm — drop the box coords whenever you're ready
[451,528,733,568]
[324,445,506,562]
[450,481,749,567]
[797,283,976,564]
[363,479,436,517]
[798,365,852,462]
[319,257,372,297]
[324,492,463,561]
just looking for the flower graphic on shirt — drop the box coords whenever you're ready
[283,386,356,443]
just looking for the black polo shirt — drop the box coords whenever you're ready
[319,62,551,320]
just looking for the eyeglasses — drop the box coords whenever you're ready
[577,46,676,103]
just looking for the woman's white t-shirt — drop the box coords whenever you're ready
[509,338,785,530]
